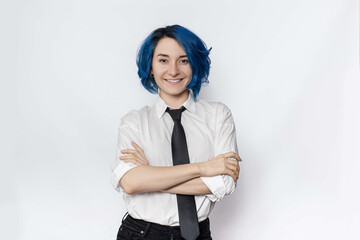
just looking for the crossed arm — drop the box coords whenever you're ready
[118,141,241,195]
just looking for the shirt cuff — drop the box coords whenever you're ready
[111,162,137,193]
[200,175,226,202]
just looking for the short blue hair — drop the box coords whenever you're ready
[136,25,212,101]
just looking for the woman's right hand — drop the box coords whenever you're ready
[198,152,242,181]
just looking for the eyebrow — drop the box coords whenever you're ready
[156,54,188,58]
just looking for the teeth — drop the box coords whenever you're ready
[166,79,181,83]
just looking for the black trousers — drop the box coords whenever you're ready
[116,213,212,240]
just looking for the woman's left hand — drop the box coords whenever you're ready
[119,141,149,166]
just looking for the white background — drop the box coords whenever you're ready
[1,0,359,239]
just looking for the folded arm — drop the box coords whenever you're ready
[162,177,211,195]
[160,102,241,200]
[120,163,203,194]
[119,141,240,194]
[111,104,241,198]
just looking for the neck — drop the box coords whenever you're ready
[160,90,190,109]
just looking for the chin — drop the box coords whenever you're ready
[162,88,188,96]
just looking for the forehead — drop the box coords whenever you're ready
[153,37,187,56]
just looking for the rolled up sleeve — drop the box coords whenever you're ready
[110,110,141,193]
[201,175,226,201]
[203,102,239,202]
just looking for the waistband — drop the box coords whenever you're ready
[122,213,210,233]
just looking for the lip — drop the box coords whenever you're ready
[165,78,184,85]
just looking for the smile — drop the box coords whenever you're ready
[165,79,183,83]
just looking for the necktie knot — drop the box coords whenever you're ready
[166,106,186,121]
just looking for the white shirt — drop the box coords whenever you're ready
[111,89,239,226]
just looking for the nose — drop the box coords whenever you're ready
[168,62,180,77]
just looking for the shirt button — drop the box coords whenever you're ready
[140,230,144,234]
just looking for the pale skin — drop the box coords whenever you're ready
[119,37,242,195]
[120,142,241,195]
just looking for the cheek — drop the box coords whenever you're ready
[186,67,193,78]
[152,64,166,76]
[181,65,192,76]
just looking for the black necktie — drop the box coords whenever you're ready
[166,106,200,240]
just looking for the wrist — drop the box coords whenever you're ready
[194,162,204,177]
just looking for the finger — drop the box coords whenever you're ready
[226,162,238,174]
[121,154,148,166]
[120,152,148,166]
[122,157,138,165]
[137,157,149,165]
[120,155,136,161]
[121,149,142,160]
[223,152,241,161]
[131,141,147,159]
[231,153,241,162]
[226,161,237,169]
[121,149,138,155]
[125,160,141,166]
[226,159,239,168]
[228,159,240,172]
[229,167,238,181]
[226,163,239,180]
[125,152,147,165]
[122,158,142,166]
[120,155,141,163]
[131,141,145,156]
[225,169,237,181]
[235,165,240,179]
[120,150,143,163]
[234,153,241,161]
[130,142,148,164]
[229,152,241,161]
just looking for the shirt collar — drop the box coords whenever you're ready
[154,89,196,119]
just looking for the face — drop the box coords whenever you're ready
[151,37,192,101]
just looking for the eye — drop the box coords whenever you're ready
[159,59,168,63]
[180,59,189,64]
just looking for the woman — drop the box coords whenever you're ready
[111,25,241,240]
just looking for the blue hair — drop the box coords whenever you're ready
[136,25,212,101]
